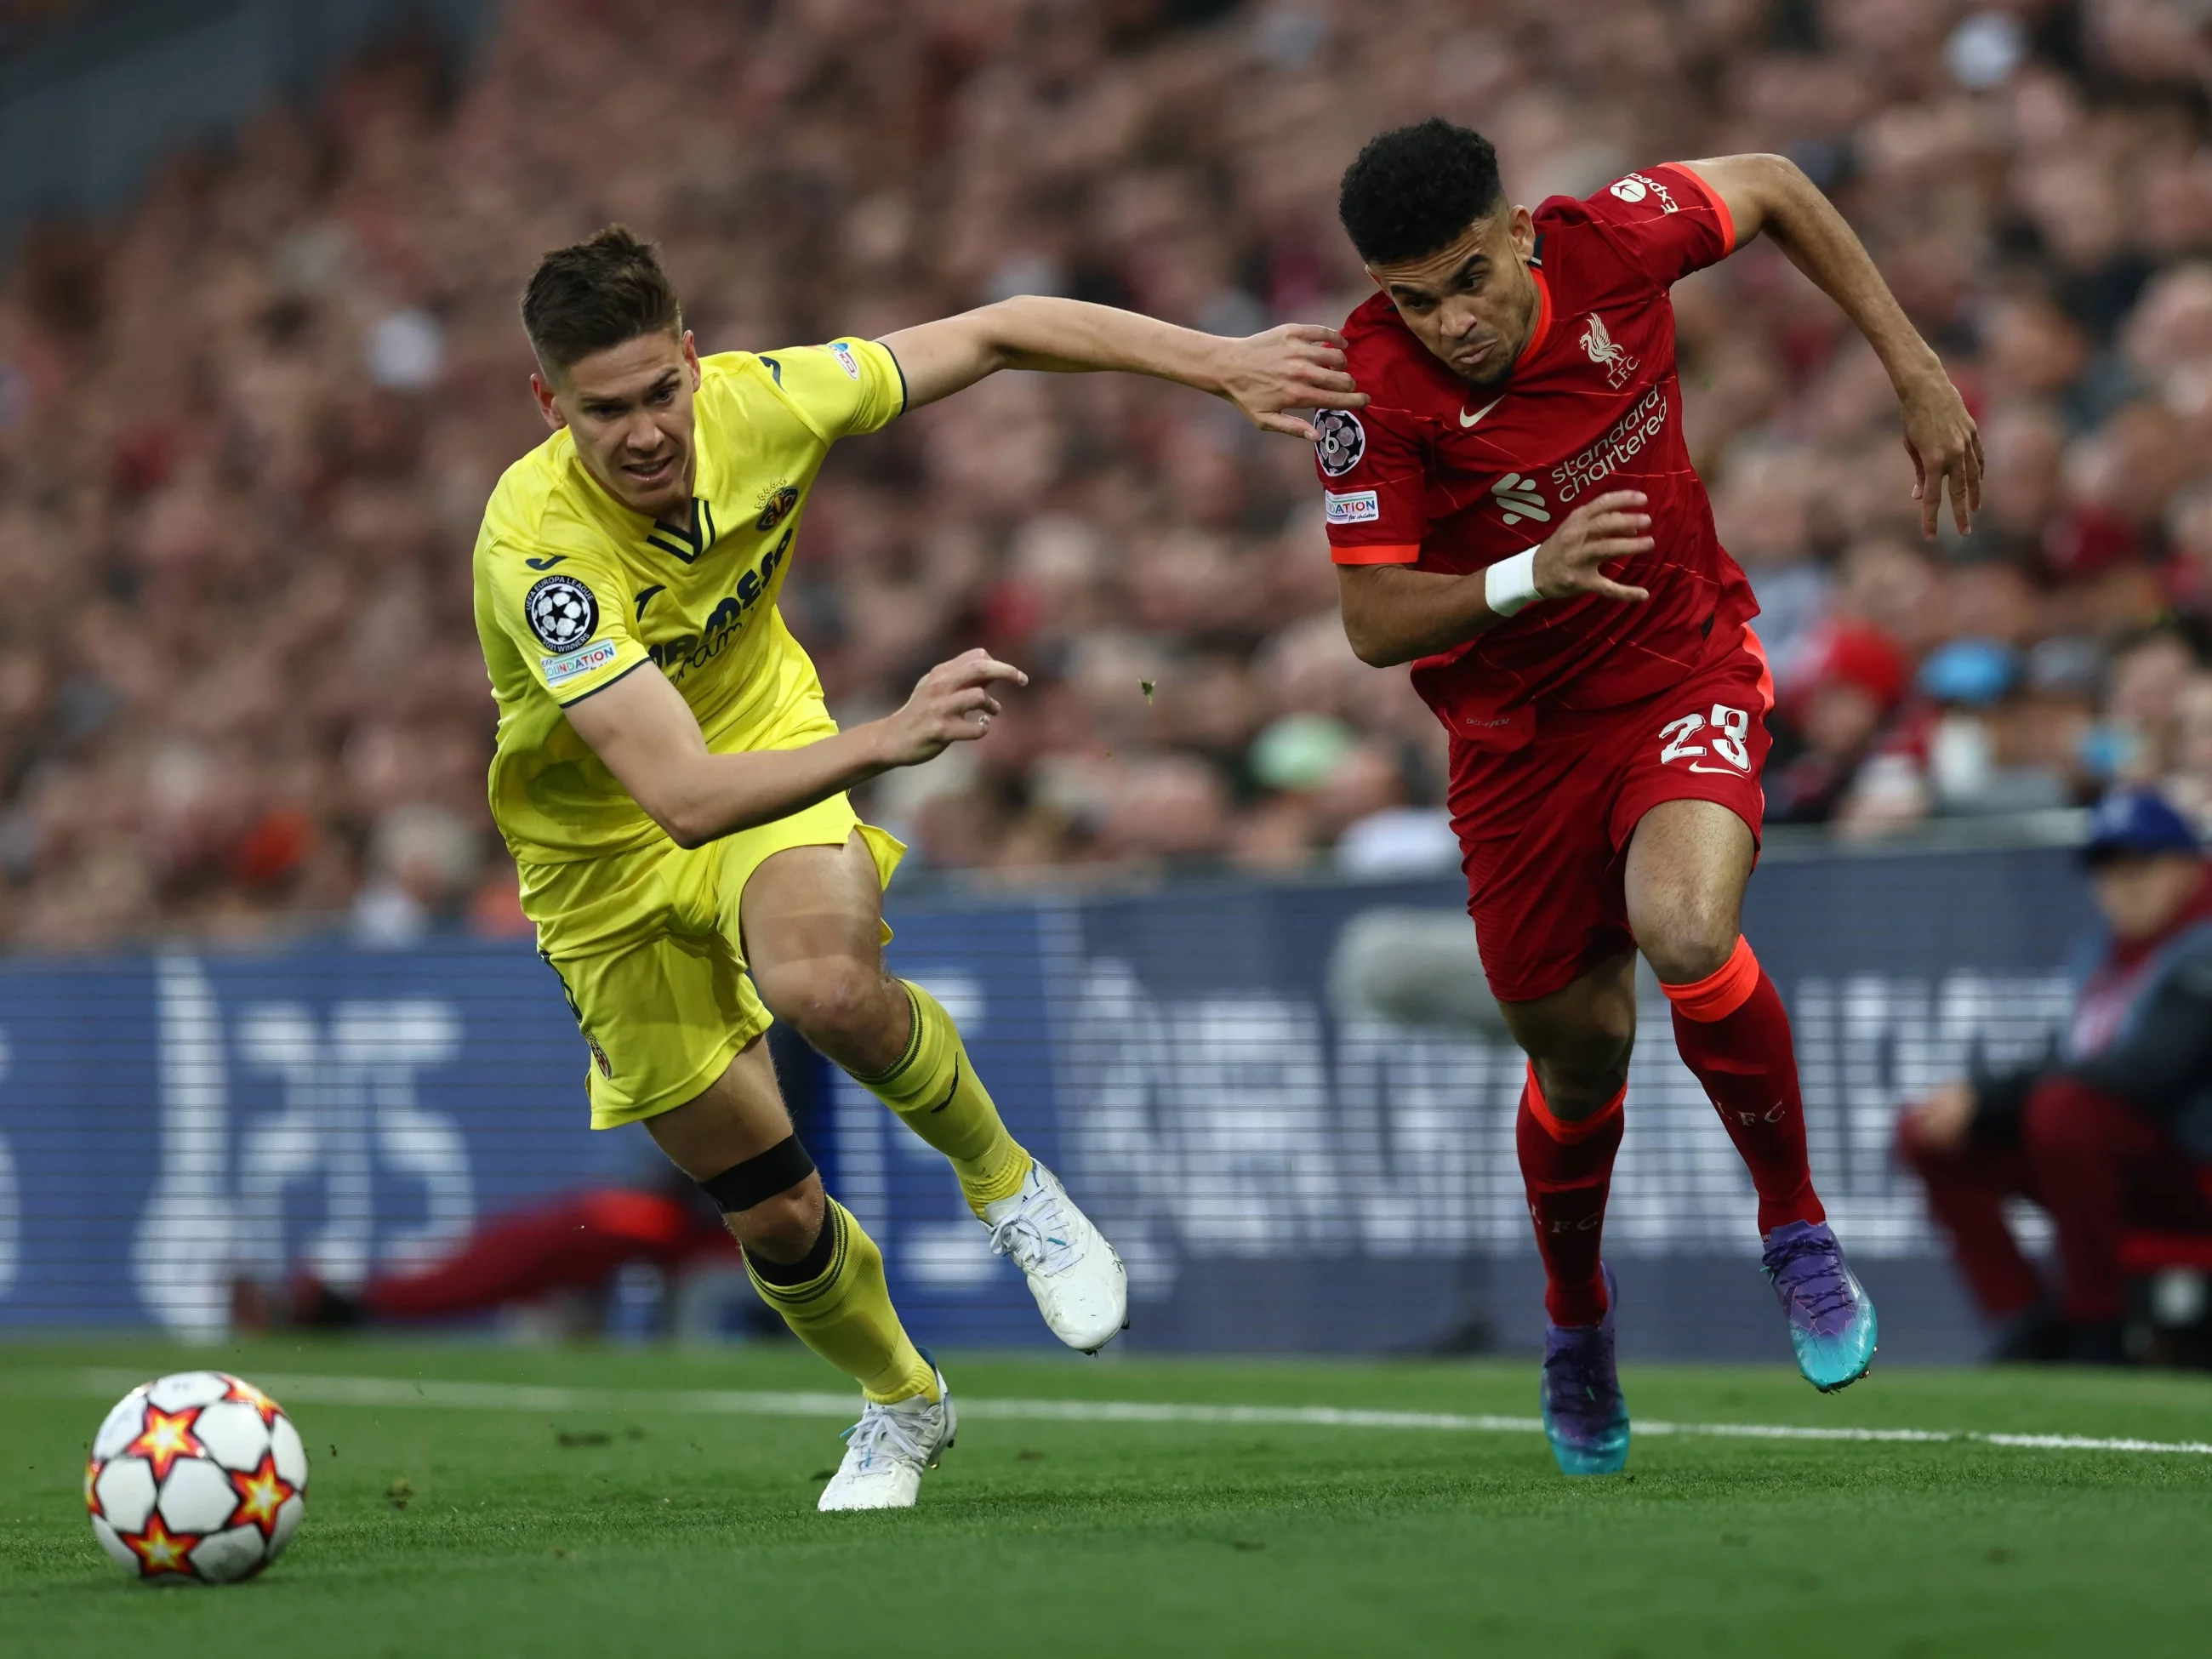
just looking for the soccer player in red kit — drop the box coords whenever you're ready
[1317,121,1981,1474]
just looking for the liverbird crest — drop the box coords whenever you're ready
[1579,312,1638,387]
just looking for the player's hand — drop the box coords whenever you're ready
[1902,1080,1977,1153]
[1217,324,1367,441]
[1531,491,1654,605]
[1900,368,1981,539]
[878,648,1029,767]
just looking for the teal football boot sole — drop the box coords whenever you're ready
[1793,1263,1878,1393]
[1539,1264,1630,1474]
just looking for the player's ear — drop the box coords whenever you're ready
[681,329,702,388]
[529,371,567,431]
[1508,205,1536,261]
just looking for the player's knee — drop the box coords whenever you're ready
[1639,904,1739,987]
[1525,1018,1635,1119]
[1545,993,1637,1072]
[762,960,897,1055]
[730,1172,826,1265]
[1534,1049,1632,1119]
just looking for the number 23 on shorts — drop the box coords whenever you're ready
[1658,704,1752,773]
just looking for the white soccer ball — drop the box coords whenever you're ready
[85,1371,308,1584]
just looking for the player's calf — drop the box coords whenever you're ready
[686,1133,941,1406]
[781,972,1132,1353]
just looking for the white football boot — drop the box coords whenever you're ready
[983,1160,1129,1354]
[817,1355,955,1513]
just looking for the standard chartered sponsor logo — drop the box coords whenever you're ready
[1490,474,1550,526]
[1551,385,1669,503]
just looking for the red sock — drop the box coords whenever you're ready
[1662,938,1825,1236]
[1516,1063,1624,1328]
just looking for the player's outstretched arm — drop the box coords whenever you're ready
[1679,153,1981,539]
[564,649,1026,849]
[1337,491,1653,667]
[880,296,1366,440]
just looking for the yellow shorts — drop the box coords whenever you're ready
[521,792,904,1130]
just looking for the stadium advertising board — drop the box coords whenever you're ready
[0,848,2095,1360]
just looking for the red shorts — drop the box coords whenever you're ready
[1449,630,1774,1003]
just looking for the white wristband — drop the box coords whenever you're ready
[1484,547,1542,618]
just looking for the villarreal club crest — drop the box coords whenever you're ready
[86,1371,308,1583]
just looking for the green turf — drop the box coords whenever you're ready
[3,1337,2208,1657]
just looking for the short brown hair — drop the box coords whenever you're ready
[521,225,682,375]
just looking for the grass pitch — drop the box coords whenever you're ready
[3,1337,2209,1657]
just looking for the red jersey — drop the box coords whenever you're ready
[1317,162,1756,753]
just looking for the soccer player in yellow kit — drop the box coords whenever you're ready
[475,227,1360,1509]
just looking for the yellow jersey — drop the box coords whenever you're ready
[473,339,906,863]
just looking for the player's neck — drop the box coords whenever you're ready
[1488,267,1542,385]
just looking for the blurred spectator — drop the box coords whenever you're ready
[1768,622,1909,823]
[351,801,482,945]
[1896,788,2212,1364]
[5,0,2212,949]
[264,1183,731,1334]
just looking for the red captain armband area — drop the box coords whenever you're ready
[1330,543,1421,567]
[1661,935,1761,1023]
[1651,162,1737,255]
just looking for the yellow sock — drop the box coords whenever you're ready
[744,1200,935,1404]
[851,981,1031,1217]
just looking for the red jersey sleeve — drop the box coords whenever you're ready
[1314,404,1426,566]
[1582,162,1737,288]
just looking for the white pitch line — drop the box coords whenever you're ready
[39,1369,2212,1458]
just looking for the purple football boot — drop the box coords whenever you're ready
[1762,1220,1878,1392]
[1539,1263,1629,1475]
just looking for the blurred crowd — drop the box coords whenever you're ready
[2,0,2211,952]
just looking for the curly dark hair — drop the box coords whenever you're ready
[521,224,683,375]
[1337,118,1505,265]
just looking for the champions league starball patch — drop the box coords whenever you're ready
[1314,408,1366,476]
[525,573,599,652]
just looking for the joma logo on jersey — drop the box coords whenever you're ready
[1580,314,1639,390]
[647,527,793,681]
[1491,473,1550,526]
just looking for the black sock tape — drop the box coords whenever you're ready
[698,1134,816,1213]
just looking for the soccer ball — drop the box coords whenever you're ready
[85,1371,308,1583]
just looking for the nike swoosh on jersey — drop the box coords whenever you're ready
[526,555,567,570]
[1686,762,1749,775]
[1459,399,1502,429]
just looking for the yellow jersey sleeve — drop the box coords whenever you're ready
[760,336,907,442]
[478,539,652,706]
